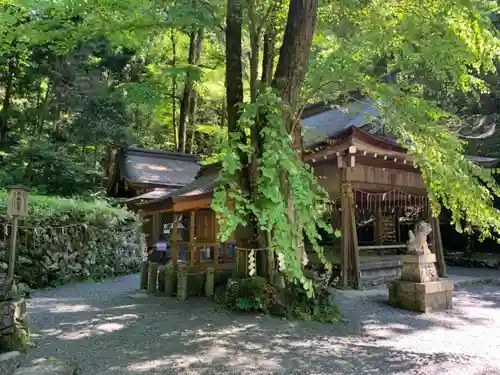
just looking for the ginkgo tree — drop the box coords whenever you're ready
[212,0,500,294]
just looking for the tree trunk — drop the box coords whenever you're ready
[226,0,244,138]
[179,28,204,153]
[261,28,277,86]
[272,0,319,270]
[273,0,318,125]
[226,0,258,276]
[188,93,198,153]
[170,30,178,149]
[0,57,17,146]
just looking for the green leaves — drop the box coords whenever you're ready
[213,90,332,293]
[307,0,500,242]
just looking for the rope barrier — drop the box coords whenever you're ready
[353,187,427,197]
[234,246,269,252]
[0,222,137,232]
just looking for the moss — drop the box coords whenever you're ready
[0,192,143,288]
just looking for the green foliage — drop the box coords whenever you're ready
[0,138,101,196]
[0,191,143,288]
[215,276,278,313]
[213,90,334,296]
[285,270,341,324]
[0,1,228,194]
[215,275,341,324]
[307,0,500,240]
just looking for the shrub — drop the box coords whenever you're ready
[215,272,341,324]
[215,277,278,313]
[0,191,144,288]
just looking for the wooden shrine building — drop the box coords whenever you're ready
[132,163,234,284]
[134,99,499,291]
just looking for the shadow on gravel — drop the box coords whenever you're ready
[23,289,491,375]
[332,280,500,343]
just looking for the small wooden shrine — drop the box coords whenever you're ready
[304,126,496,289]
[133,164,235,298]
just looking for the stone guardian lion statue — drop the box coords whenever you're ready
[407,221,432,255]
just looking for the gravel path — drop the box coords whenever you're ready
[24,273,500,375]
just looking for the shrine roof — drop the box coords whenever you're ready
[107,147,201,195]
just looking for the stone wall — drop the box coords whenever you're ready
[0,281,30,374]
[445,253,500,270]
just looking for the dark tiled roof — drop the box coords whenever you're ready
[123,188,175,203]
[136,172,217,210]
[466,155,499,167]
[301,98,380,147]
[118,147,201,188]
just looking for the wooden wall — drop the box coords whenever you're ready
[347,164,425,191]
[313,164,342,196]
[313,162,426,197]
[196,209,219,242]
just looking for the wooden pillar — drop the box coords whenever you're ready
[331,204,342,247]
[140,261,149,290]
[205,267,215,297]
[431,216,447,277]
[171,213,179,264]
[148,262,158,294]
[375,205,383,245]
[346,184,360,289]
[177,264,188,300]
[152,213,160,245]
[158,267,166,293]
[189,211,196,267]
[394,207,402,244]
[164,263,175,296]
[222,243,228,262]
[341,183,351,288]
[213,244,219,265]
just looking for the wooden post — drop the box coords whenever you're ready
[158,267,166,293]
[431,216,447,277]
[177,264,188,300]
[164,264,176,296]
[375,205,383,246]
[140,261,149,290]
[346,184,360,289]
[213,244,219,265]
[8,217,19,282]
[152,213,160,246]
[394,207,402,244]
[222,243,229,262]
[171,213,179,264]
[148,262,158,294]
[189,211,196,267]
[341,183,351,288]
[205,267,215,297]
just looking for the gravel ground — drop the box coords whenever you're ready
[23,272,500,375]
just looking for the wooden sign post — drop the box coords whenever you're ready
[6,186,29,283]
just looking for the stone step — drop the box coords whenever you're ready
[13,358,78,375]
[0,351,25,375]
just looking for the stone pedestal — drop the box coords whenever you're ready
[0,282,30,353]
[388,254,453,313]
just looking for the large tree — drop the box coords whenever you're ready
[214,0,500,294]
